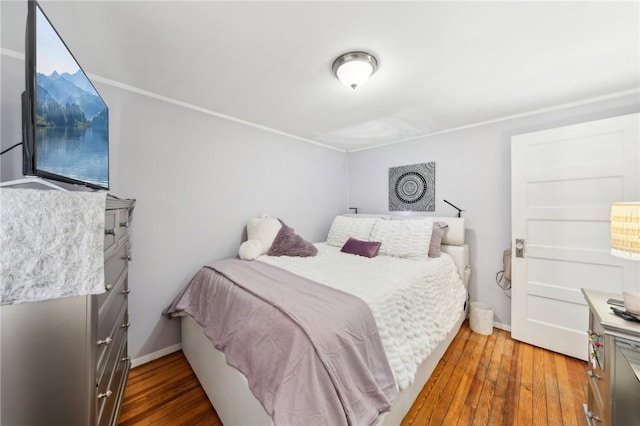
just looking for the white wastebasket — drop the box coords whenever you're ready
[470,302,494,335]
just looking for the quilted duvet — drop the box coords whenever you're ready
[259,242,467,390]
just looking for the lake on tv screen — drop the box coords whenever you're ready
[36,126,108,188]
[34,69,109,188]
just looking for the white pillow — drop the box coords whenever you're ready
[326,216,379,247]
[246,215,282,255]
[370,218,433,259]
[238,239,263,260]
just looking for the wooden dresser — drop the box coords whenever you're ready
[1,194,135,426]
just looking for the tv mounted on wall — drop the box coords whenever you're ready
[22,1,109,190]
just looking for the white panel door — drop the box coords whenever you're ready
[511,113,639,360]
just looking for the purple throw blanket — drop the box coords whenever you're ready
[165,259,397,426]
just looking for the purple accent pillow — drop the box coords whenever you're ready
[429,221,449,258]
[267,220,318,257]
[341,237,382,258]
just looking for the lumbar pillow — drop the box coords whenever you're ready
[246,215,282,255]
[267,220,317,257]
[341,237,382,258]
[429,221,449,258]
[238,239,263,260]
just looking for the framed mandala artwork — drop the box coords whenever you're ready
[388,162,435,211]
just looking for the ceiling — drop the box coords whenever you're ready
[2,1,639,152]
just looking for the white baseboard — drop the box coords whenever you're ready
[131,343,182,368]
[493,321,511,332]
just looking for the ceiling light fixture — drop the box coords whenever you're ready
[332,51,378,90]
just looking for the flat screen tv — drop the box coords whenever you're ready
[22,1,109,190]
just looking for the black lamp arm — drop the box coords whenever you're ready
[443,199,464,218]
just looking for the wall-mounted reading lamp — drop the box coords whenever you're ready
[444,200,464,217]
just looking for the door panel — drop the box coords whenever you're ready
[511,113,639,360]
[527,177,623,207]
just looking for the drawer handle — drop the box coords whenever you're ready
[105,283,114,291]
[105,228,116,236]
[122,322,131,329]
[120,221,129,228]
[586,370,602,380]
[121,355,131,363]
[122,289,131,295]
[123,255,132,261]
[97,389,112,400]
[97,336,113,346]
[586,411,602,423]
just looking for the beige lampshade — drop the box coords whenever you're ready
[610,202,640,261]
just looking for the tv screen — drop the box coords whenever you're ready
[23,1,109,190]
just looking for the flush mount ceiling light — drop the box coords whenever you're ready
[332,51,378,90]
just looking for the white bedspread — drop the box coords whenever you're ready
[0,189,106,305]
[258,243,467,390]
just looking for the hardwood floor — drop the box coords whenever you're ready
[402,322,587,426]
[118,321,587,425]
[118,352,222,426]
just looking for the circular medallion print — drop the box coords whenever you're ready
[395,172,427,204]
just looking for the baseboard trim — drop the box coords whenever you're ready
[131,343,182,368]
[494,321,511,332]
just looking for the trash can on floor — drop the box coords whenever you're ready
[470,302,494,335]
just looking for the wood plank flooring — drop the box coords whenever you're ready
[118,321,587,425]
[118,351,222,426]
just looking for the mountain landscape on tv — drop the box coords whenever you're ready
[34,69,109,189]
[35,70,107,129]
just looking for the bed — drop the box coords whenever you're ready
[166,215,471,426]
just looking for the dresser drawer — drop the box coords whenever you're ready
[589,312,606,371]
[585,382,605,425]
[104,245,127,287]
[116,208,131,246]
[104,209,118,255]
[97,305,128,387]
[587,357,607,412]
[97,247,127,308]
[97,337,129,426]
[98,271,126,336]
[586,366,605,415]
[97,302,127,371]
[104,207,132,259]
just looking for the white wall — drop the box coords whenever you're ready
[1,52,348,361]
[347,93,640,328]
